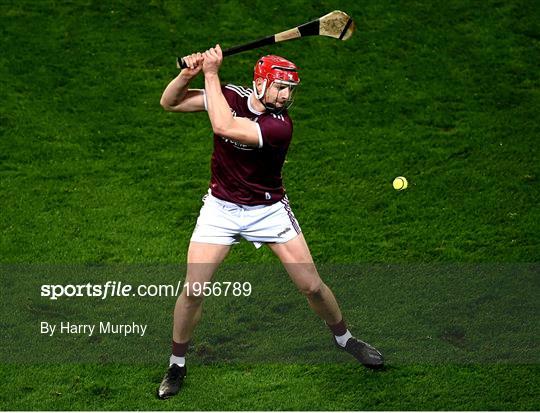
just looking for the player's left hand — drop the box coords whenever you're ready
[202,44,223,75]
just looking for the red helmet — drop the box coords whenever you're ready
[253,55,300,113]
[253,55,300,84]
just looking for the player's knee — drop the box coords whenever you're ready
[299,280,324,298]
[180,290,205,308]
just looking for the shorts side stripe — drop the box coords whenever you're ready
[280,197,301,234]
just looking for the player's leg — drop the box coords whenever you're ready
[158,242,230,399]
[266,233,342,323]
[169,191,240,362]
[173,241,231,344]
[267,233,384,369]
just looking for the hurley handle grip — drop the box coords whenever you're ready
[175,36,276,69]
[176,57,188,69]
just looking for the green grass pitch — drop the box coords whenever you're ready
[1,0,539,410]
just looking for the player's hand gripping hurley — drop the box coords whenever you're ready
[176,10,356,69]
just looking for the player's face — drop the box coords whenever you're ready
[263,80,298,111]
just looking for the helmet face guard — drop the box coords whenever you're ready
[253,55,300,114]
[260,79,298,114]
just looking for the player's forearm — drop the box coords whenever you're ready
[160,74,192,109]
[204,73,234,135]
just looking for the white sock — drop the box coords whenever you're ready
[335,330,353,347]
[169,354,185,367]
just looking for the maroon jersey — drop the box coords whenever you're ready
[208,84,293,205]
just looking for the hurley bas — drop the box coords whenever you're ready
[41,321,147,337]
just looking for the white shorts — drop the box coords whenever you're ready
[190,191,302,248]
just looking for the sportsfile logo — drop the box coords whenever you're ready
[40,280,184,300]
[40,280,253,300]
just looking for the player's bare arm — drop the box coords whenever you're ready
[160,52,206,112]
[202,45,260,147]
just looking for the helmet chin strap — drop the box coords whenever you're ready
[253,79,267,100]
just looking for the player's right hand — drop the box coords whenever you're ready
[180,52,204,79]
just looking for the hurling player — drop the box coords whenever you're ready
[157,45,384,399]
